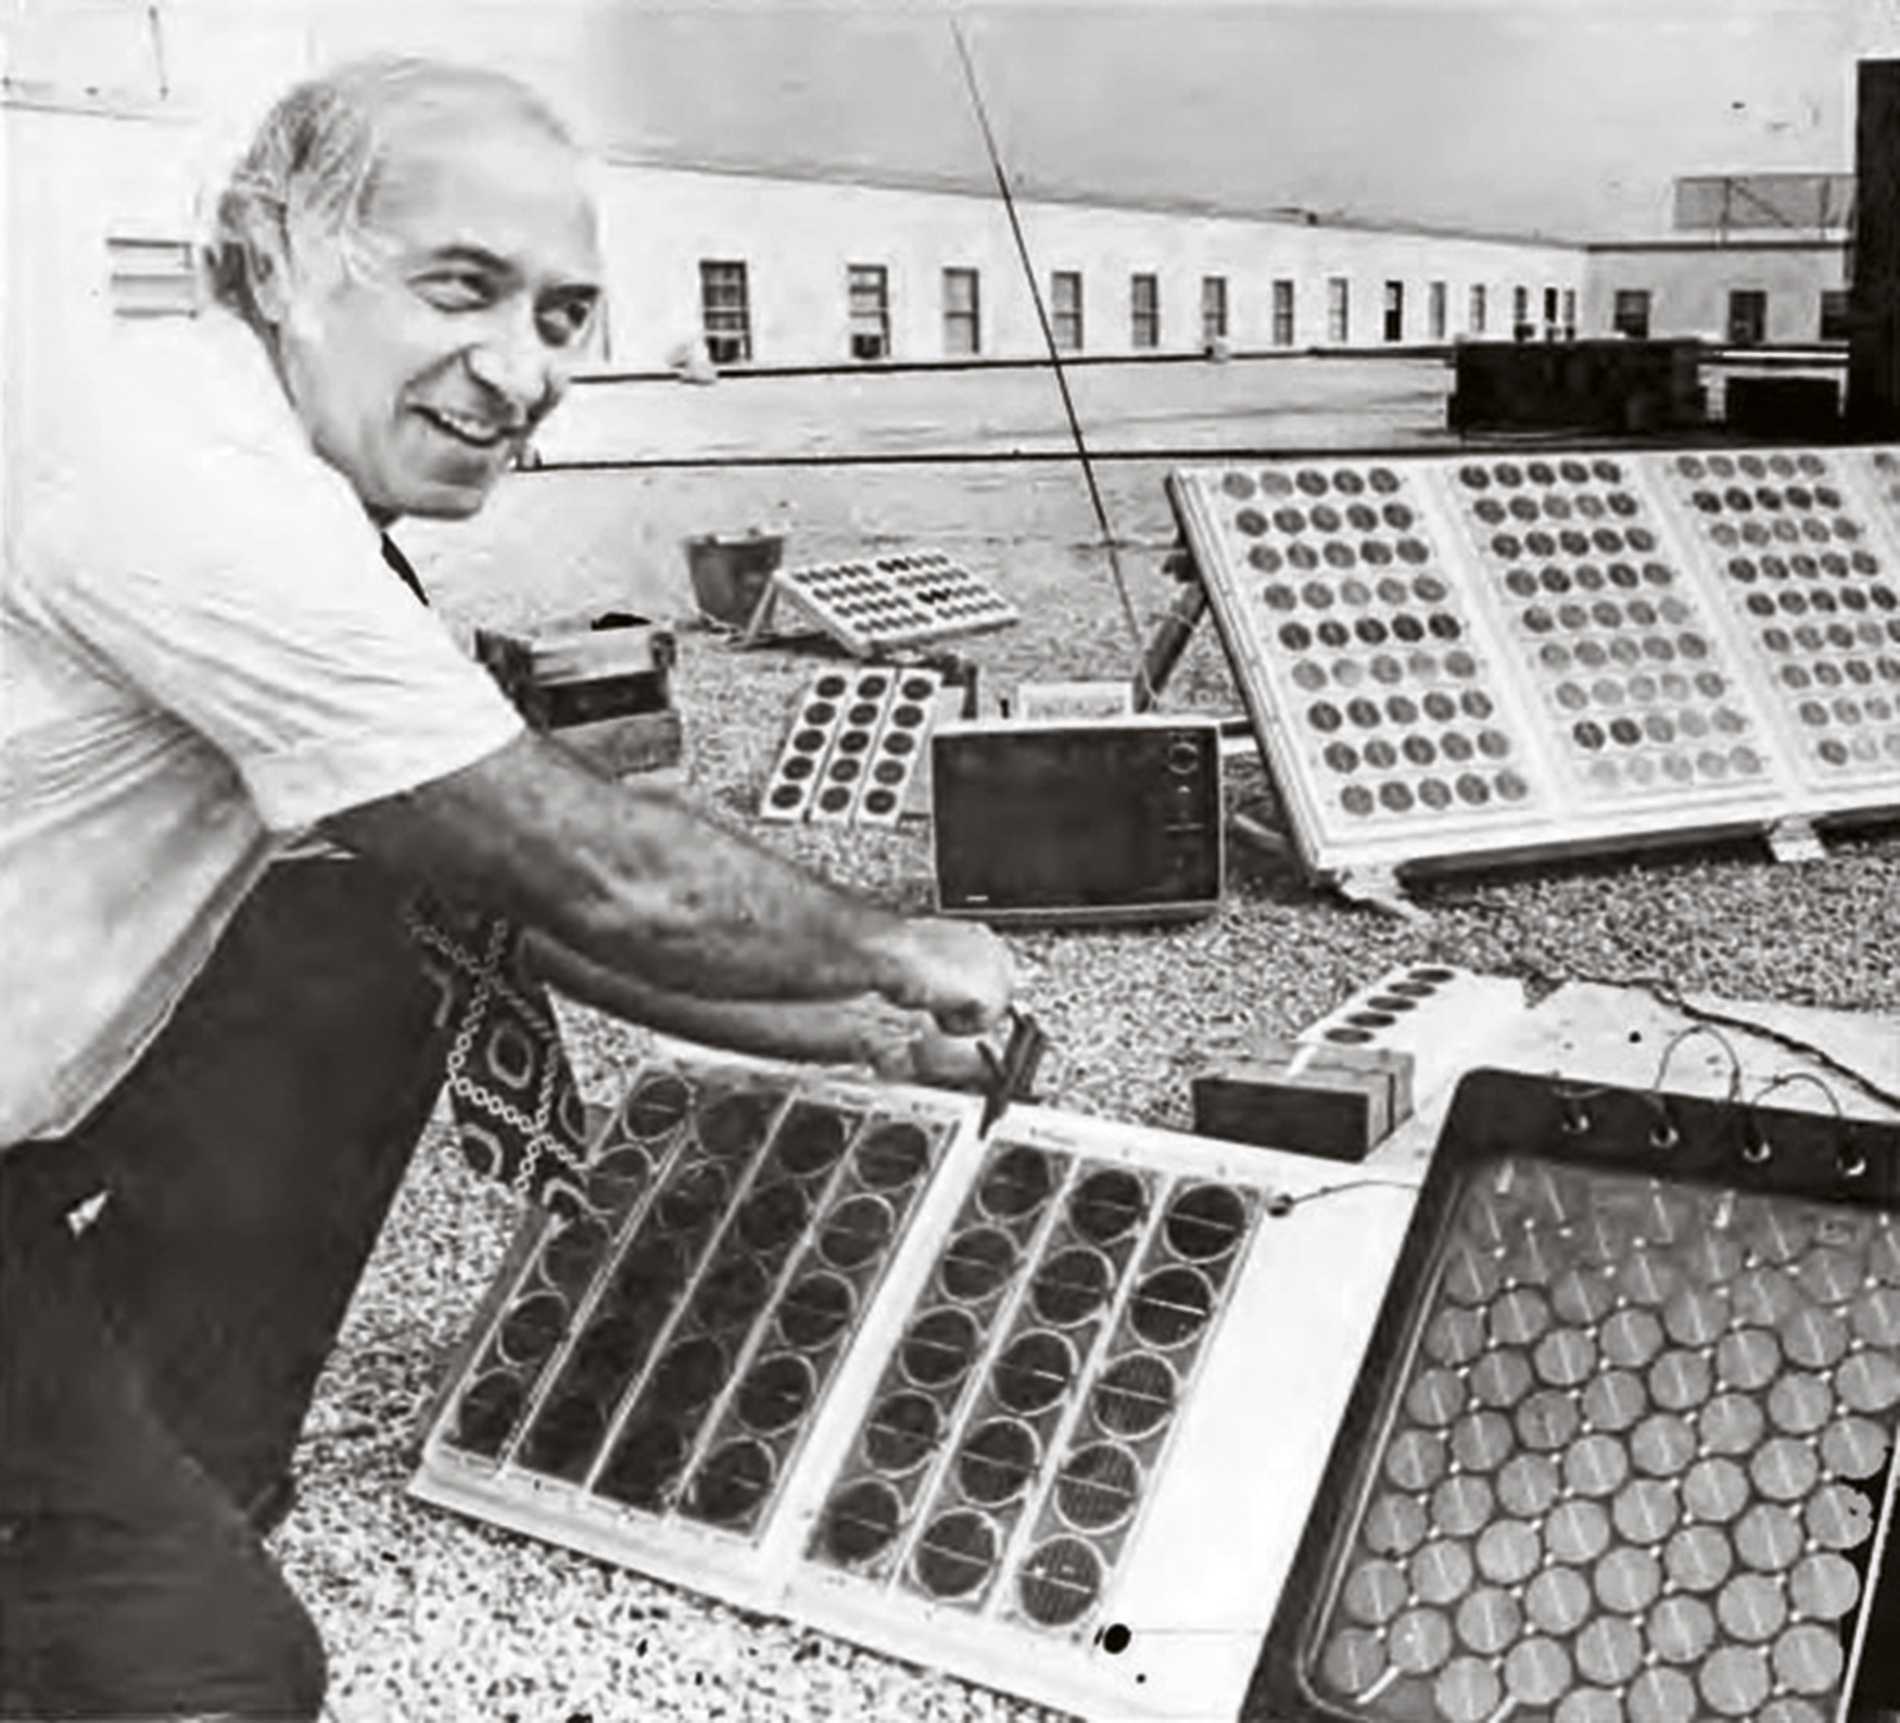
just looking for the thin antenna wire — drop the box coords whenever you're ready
[948,17,1158,708]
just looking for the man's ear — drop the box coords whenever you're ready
[239,208,296,328]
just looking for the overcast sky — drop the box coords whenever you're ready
[14,0,1898,240]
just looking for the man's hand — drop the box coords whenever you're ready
[871,917,1014,1038]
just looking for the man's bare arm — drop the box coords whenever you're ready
[321,731,1009,1030]
[524,931,992,1089]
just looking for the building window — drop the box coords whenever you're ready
[1513,285,1532,340]
[1383,280,1405,343]
[1201,275,1229,346]
[1561,287,1578,337]
[1327,277,1351,344]
[1051,270,1084,351]
[698,260,752,364]
[943,267,981,356]
[1428,281,1447,341]
[1468,284,1487,335]
[847,264,890,361]
[106,235,200,318]
[1131,273,1160,348]
[1728,289,1768,347]
[1272,279,1296,346]
[1612,289,1652,339]
[1542,287,1561,337]
[1820,288,1851,342]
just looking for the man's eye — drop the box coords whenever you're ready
[536,295,598,349]
[417,273,494,310]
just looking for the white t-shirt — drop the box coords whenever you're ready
[0,308,525,1145]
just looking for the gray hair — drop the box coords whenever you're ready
[203,56,579,329]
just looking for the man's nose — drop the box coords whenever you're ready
[465,308,558,417]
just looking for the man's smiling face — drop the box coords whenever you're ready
[265,106,602,520]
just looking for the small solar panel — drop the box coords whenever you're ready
[1168,446,1900,886]
[1246,1068,1900,1723]
[752,551,1018,656]
[412,1046,1427,1722]
[759,666,941,828]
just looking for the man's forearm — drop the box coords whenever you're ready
[324,732,915,1004]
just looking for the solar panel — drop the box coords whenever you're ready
[1168,446,1900,887]
[1246,1067,1900,1723]
[411,1046,1427,1721]
[747,551,1019,656]
[759,665,941,828]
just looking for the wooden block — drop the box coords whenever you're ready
[1193,1038,1413,1162]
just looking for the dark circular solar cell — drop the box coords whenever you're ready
[1057,1442,1142,1533]
[980,1145,1055,1219]
[779,1271,855,1350]
[864,1389,942,1474]
[594,1417,687,1508]
[883,732,917,757]
[1235,507,1268,536]
[820,1474,900,1572]
[697,1091,778,1159]
[522,1390,610,1479]
[773,1106,849,1178]
[834,731,870,756]
[1132,1266,1216,1350]
[817,787,851,813]
[1033,1246,1116,1328]
[792,728,827,755]
[1297,469,1329,496]
[941,1224,1019,1302]
[736,1352,815,1435]
[1324,741,1360,774]
[870,761,906,790]
[914,1509,998,1599]
[1247,545,1283,573]
[621,1074,691,1141]
[655,1161,732,1235]
[584,1147,650,1217]
[903,1306,981,1388]
[820,1194,894,1271]
[1317,620,1352,648]
[1363,740,1399,770]
[650,1334,729,1414]
[541,1219,612,1301]
[455,1371,526,1456]
[855,1121,930,1189]
[862,789,899,816]
[1018,1534,1109,1633]
[690,1438,775,1525]
[994,1330,1075,1415]
[814,674,849,698]
[738,1179,811,1253]
[780,757,816,784]
[827,757,862,785]
[1341,784,1375,817]
[1069,1168,1147,1244]
[1164,1183,1247,1262]
[496,1291,569,1369]
[696,1254,772,1333]
[958,1417,1040,1505]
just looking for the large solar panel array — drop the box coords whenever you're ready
[1248,1069,1900,1723]
[411,1047,1426,1722]
[1168,447,1900,885]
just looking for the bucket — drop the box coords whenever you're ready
[683,531,785,627]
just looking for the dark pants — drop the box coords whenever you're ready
[1,857,454,1720]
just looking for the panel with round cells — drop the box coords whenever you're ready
[1303,1160,1900,1723]
[1445,455,1772,801]
[760,666,941,828]
[1654,450,1900,787]
[1193,462,1539,828]
[782,551,1018,654]
[433,1060,955,1545]
[812,1146,1256,1636]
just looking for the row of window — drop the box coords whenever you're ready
[696,260,1579,364]
[1611,287,1852,346]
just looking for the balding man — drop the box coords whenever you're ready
[0,58,1010,1718]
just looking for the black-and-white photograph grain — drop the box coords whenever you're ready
[6,2,1900,1719]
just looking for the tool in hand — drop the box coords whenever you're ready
[977,1007,1048,1138]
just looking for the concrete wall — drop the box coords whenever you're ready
[593,161,1586,368]
[1581,240,1851,346]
